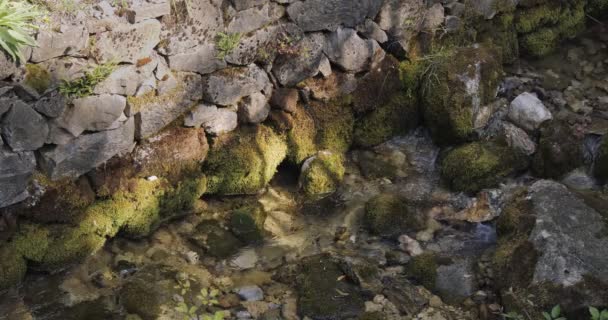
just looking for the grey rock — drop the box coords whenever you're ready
[203,64,271,106]
[135,73,203,139]
[225,23,302,66]
[94,19,161,63]
[39,117,135,179]
[499,121,537,156]
[226,3,282,34]
[34,91,67,118]
[271,32,326,86]
[286,0,384,32]
[1,101,49,151]
[469,0,517,19]
[238,92,270,124]
[0,146,36,208]
[231,0,266,11]
[237,285,264,301]
[0,98,12,116]
[435,259,476,304]
[46,121,77,145]
[168,43,227,75]
[357,19,388,43]
[126,0,171,23]
[423,3,445,31]
[528,180,608,286]
[31,25,89,62]
[135,76,157,96]
[508,92,553,131]
[57,94,126,136]
[94,62,158,96]
[184,104,237,135]
[445,15,462,32]
[561,168,598,191]
[376,0,424,54]
[323,28,377,73]
[0,52,20,80]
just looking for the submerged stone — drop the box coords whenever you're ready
[189,220,244,258]
[364,193,423,238]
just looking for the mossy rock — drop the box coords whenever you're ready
[477,13,520,64]
[204,125,288,195]
[189,220,244,258]
[420,46,502,145]
[308,97,355,154]
[363,193,423,237]
[593,136,608,184]
[405,253,439,291]
[24,63,51,94]
[353,93,419,147]
[285,105,317,165]
[296,254,365,319]
[0,244,27,289]
[356,148,409,180]
[359,311,385,320]
[532,120,584,180]
[441,142,527,194]
[230,205,267,244]
[299,151,346,198]
[515,1,586,57]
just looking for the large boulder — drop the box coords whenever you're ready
[31,25,89,62]
[56,94,126,137]
[286,0,384,32]
[271,32,326,87]
[0,146,36,208]
[1,100,49,151]
[494,181,608,317]
[420,46,502,145]
[38,118,135,180]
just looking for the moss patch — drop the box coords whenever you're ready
[0,244,27,289]
[285,105,317,165]
[364,193,423,237]
[532,120,584,179]
[405,253,439,290]
[299,151,345,198]
[204,125,288,195]
[24,63,51,94]
[308,97,355,154]
[230,205,267,244]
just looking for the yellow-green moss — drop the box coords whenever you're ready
[24,63,51,94]
[160,175,207,214]
[309,97,355,154]
[353,93,418,147]
[204,125,288,195]
[299,151,345,197]
[0,244,27,289]
[364,193,423,237]
[441,142,526,193]
[229,205,266,244]
[286,106,317,165]
[13,223,51,262]
[405,253,438,290]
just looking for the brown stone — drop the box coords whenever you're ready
[352,55,404,114]
[270,88,299,114]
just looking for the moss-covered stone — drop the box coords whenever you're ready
[441,142,527,194]
[299,151,345,198]
[405,253,438,290]
[204,125,288,195]
[420,46,502,145]
[353,93,419,147]
[593,136,608,183]
[285,105,317,165]
[230,205,267,244]
[515,1,586,57]
[0,244,27,289]
[189,220,244,258]
[356,148,409,180]
[364,193,423,237]
[308,97,355,154]
[532,120,584,179]
[296,254,365,319]
[24,63,51,94]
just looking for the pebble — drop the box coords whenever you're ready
[237,285,264,301]
[398,235,423,256]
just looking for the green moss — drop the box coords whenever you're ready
[230,205,266,244]
[594,137,608,183]
[24,63,51,94]
[286,106,317,165]
[420,47,502,145]
[309,97,355,154]
[441,142,526,194]
[532,120,584,179]
[204,125,288,195]
[299,151,345,198]
[405,253,438,290]
[0,244,27,289]
[353,93,418,147]
[364,193,423,237]
[160,175,207,214]
[13,223,50,262]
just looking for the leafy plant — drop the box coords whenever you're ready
[543,305,566,320]
[502,311,525,320]
[215,32,241,59]
[174,273,225,320]
[0,0,41,62]
[590,307,608,320]
[59,62,116,98]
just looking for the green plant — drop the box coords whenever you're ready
[590,307,608,320]
[59,62,116,98]
[174,273,225,320]
[543,305,566,320]
[0,0,41,62]
[502,311,525,320]
[215,32,241,59]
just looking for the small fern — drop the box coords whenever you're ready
[0,0,41,62]
[215,32,241,59]
[59,62,116,98]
